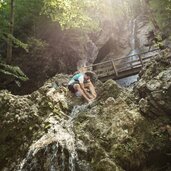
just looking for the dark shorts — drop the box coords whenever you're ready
[68,81,79,93]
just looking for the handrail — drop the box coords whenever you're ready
[85,48,165,80]
[86,48,160,68]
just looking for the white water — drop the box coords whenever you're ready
[18,103,89,171]
[70,104,88,121]
[116,18,139,87]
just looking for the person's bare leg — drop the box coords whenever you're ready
[73,84,91,102]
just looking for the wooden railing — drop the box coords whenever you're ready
[86,49,160,80]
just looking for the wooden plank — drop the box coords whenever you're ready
[111,60,118,76]
[113,48,159,62]
[85,60,112,68]
[138,55,143,67]
[95,64,113,69]
[142,55,154,61]
[98,72,115,78]
[86,49,159,69]
[91,49,163,81]
[95,66,114,73]
[91,55,147,72]
[115,67,141,79]
[99,67,141,81]
[118,58,140,66]
[97,69,115,76]
[97,51,170,81]
[97,57,149,77]
[117,64,141,72]
[98,68,114,75]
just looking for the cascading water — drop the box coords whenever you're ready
[17,103,89,171]
[130,19,138,56]
[116,18,139,86]
[70,104,88,121]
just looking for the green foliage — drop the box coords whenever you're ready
[2,33,28,52]
[27,37,48,54]
[42,0,103,30]
[0,0,7,8]
[149,0,171,30]
[0,62,28,81]
[0,0,29,56]
[14,0,43,37]
[28,37,47,49]
[0,0,9,33]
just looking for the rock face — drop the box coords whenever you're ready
[136,15,153,51]
[10,14,157,95]
[0,53,171,171]
[13,14,114,94]
[134,52,171,116]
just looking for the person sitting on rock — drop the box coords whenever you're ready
[68,71,97,103]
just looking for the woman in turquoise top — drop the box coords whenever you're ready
[68,71,97,103]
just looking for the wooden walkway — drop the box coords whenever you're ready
[86,49,160,81]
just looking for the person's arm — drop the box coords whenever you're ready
[78,75,93,100]
[84,80,97,99]
[88,81,97,99]
[79,83,93,99]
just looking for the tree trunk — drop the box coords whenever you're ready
[6,0,15,64]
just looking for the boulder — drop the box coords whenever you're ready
[0,55,171,170]
[134,52,171,116]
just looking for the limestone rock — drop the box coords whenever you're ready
[1,55,171,171]
[99,79,123,100]
[134,53,171,116]
[96,158,123,171]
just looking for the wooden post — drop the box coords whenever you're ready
[112,60,118,77]
[138,54,144,67]
[130,60,133,69]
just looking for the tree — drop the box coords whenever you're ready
[6,0,15,64]
[148,0,171,33]
[42,0,104,30]
[144,0,160,31]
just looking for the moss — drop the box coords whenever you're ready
[96,158,123,171]
[109,116,171,171]
[0,59,171,170]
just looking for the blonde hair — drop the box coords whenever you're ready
[78,66,87,73]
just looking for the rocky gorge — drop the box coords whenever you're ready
[11,12,170,95]
[0,50,171,171]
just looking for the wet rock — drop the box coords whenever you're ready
[134,53,171,116]
[99,79,123,100]
[1,54,171,171]
[96,158,123,171]
[136,15,154,51]
[0,74,73,170]
[18,116,77,171]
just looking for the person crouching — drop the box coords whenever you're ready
[68,71,97,103]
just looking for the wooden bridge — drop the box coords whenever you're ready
[86,49,160,81]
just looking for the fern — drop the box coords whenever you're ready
[2,33,28,52]
[0,63,28,81]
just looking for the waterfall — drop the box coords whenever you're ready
[17,104,89,171]
[129,18,139,58]
[70,104,88,120]
[116,18,139,87]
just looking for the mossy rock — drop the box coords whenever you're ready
[96,158,123,171]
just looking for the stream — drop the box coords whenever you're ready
[17,104,90,171]
[17,20,141,168]
[116,18,139,87]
